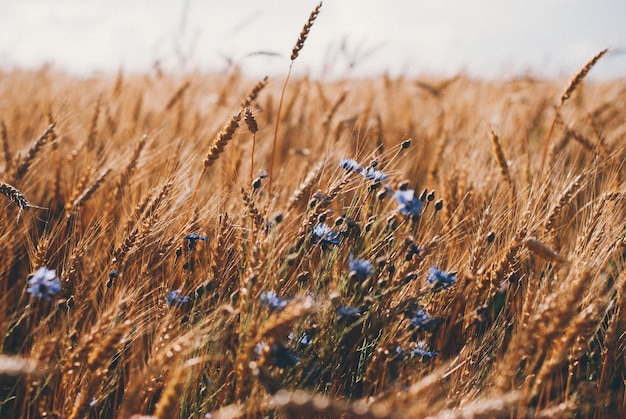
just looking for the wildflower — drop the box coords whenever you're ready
[349,255,374,280]
[27,267,61,301]
[427,266,456,290]
[339,158,360,172]
[289,332,313,349]
[255,341,300,368]
[410,340,439,358]
[408,308,443,331]
[312,223,341,250]
[394,189,422,217]
[336,306,362,323]
[260,290,289,311]
[359,166,388,182]
[166,289,191,307]
[184,232,209,249]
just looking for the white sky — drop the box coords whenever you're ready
[1,0,625,79]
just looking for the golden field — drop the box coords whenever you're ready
[0,10,625,417]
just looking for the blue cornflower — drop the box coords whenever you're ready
[349,255,374,280]
[260,291,289,311]
[312,223,341,250]
[336,306,362,323]
[408,308,443,331]
[166,289,191,307]
[339,158,361,172]
[288,332,313,348]
[184,232,209,249]
[427,266,456,290]
[410,341,439,358]
[359,166,388,182]
[255,341,300,368]
[27,267,61,301]
[394,189,422,217]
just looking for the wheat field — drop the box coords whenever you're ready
[1,6,625,418]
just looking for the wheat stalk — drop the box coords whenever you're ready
[1,120,11,173]
[269,2,323,196]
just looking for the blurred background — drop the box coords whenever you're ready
[1,0,625,79]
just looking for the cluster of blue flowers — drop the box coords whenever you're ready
[427,266,456,290]
[394,341,439,360]
[311,222,341,250]
[184,232,209,249]
[339,158,388,182]
[408,307,443,331]
[27,267,61,301]
[348,255,374,280]
[394,189,422,217]
[339,158,422,218]
[260,290,289,311]
[336,306,362,323]
[166,289,191,307]
[410,340,439,358]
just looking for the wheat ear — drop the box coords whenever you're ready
[541,49,608,168]
[165,80,191,111]
[241,76,269,109]
[560,49,608,105]
[11,124,55,182]
[490,131,514,194]
[86,97,102,151]
[269,2,322,196]
[0,182,30,210]
[187,111,241,220]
